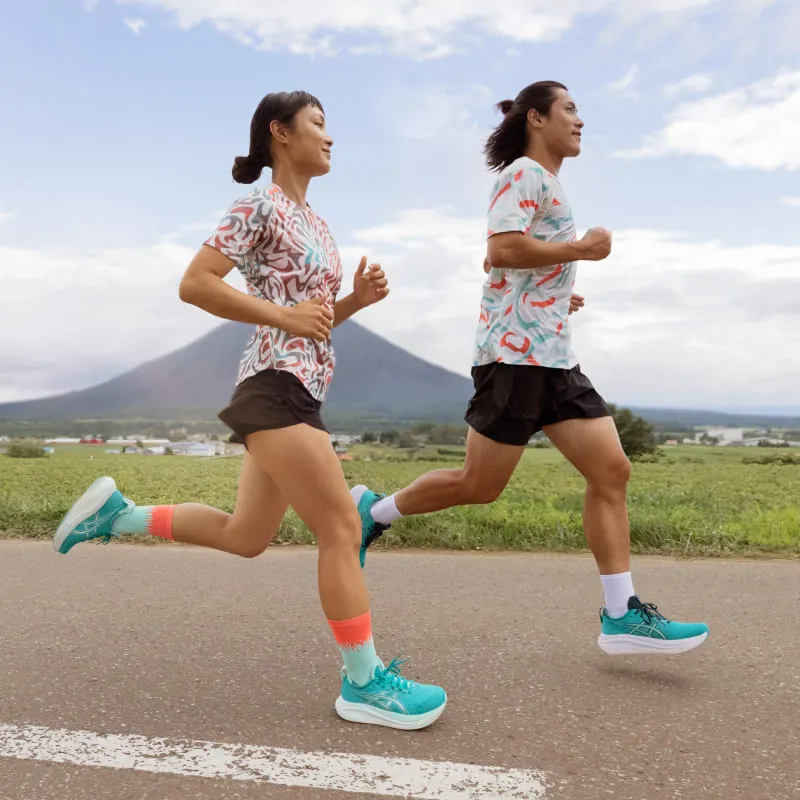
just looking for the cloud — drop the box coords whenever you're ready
[83,0,99,10]
[3,209,800,407]
[0,211,13,225]
[607,66,639,96]
[118,0,743,58]
[123,17,147,35]
[662,72,714,98]
[781,196,800,206]
[0,238,232,403]
[617,68,800,170]
[376,83,492,142]
[573,229,800,406]
[344,212,800,407]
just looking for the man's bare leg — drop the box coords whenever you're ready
[542,416,631,576]
[355,428,524,530]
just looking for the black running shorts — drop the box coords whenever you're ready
[218,369,328,446]
[465,362,611,446]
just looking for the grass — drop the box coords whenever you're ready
[1,445,798,556]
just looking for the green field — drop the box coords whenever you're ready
[1,445,798,556]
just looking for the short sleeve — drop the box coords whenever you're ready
[487,165,545,238]
[204,189,274,265]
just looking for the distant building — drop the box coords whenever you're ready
[170,442,221,457]
[695,427,745,445]
[106,438,171,447]
[330,433,360,446]
[741,437,797,447]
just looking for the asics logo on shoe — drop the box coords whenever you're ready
[354,689,409,714]
[612,620,668,639]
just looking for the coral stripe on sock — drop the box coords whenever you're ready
[328,611,372,650]
[148,506,176,540]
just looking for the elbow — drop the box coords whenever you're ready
[487,240,514,269]
[178,274,199,305]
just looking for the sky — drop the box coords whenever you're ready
[1,0,799,412]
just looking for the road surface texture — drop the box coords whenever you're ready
[0,542,797,800]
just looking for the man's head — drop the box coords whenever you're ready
[485,81,584,172]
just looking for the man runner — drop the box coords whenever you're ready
[355,81,709,656]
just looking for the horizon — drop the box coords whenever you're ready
[2,318,800,420]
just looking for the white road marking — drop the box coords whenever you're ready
[0,722,547,799]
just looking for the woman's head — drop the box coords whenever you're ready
[484,81,583,172]
[232,91,332,184]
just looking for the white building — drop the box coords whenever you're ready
[330,433,361,445]
[695,427,745,445]
[106,438,172,447]
[170,442,223,457]
[741,437,797,447]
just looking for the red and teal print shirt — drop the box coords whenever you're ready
[205,184,343,400]
[475,157,579,370]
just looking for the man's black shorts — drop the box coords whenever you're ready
[464,362,611,446]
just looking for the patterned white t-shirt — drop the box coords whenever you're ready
[205,184,343,401]
[473,156,579,370]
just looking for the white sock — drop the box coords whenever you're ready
[370,494,403,525]
[600,572,635,619]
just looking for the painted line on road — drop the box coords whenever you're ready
[0,722,547,799]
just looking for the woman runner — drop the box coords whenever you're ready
[53,90,447,731]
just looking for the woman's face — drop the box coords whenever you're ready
[275,104,334,177]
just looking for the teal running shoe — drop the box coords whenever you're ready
[350,485,390,568]
[53,477,132,555]
[598,595,709,655]
[335,658,447,730]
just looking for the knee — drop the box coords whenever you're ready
[236,540,271,559]
[232,535,271,559]
[316,509,361,554]
[223,520,274,559]
[589,455,631,495]
[456,471,505,505]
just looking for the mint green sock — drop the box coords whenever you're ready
[110,506,148,535]
[338,638,382,687]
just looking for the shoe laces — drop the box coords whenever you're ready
[364,521,389,549]
[636,601,668,624]
[374,658,414,693]
[92,498,132,545]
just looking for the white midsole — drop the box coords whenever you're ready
[53,476,117,553]
[335,696,446,731]
[350,485,369,506]
[598,631,708,655]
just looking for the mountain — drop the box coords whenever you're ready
[0,321,474,426]
[2,322,799,432]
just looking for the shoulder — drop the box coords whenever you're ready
[491,157,547,194]
[220,187,279,231]
[230,186,277,212]
[515,157,549,189]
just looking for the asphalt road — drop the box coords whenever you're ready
[0,542,797,799]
